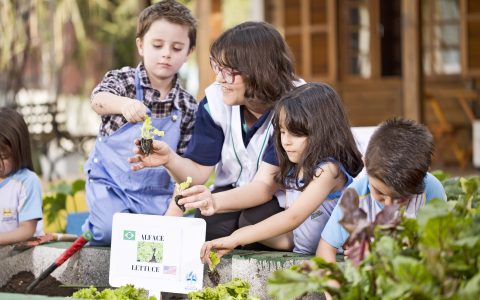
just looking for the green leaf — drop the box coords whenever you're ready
[209,251,220,272]
[49,181,71,195]
[267,269,313,300]
[71,179,86,195]
[432,170,449,182]
[416,199,449,230]
[141,115,164,140]
[179,176,193,191]
[458,273,480,300]
[43,193,67,225]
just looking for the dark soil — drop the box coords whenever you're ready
[0,271,78,297]
[207,270,220,286]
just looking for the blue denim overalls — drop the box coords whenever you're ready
[82,68,182,245]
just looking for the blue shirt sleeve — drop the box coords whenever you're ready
[320,201,350,249]
[320,175,369,249]
[424,172,447,203]
[261,136,279,166]
[18,170,43,222]
[183,97,224,166]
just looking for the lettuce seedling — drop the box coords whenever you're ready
[209,251,220,272]
[207,251,221,286]
[174,176,192,212]
[140,115,164,156]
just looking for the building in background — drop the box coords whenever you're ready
[196,0,479,169]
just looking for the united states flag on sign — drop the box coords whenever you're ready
[163,265,177,275]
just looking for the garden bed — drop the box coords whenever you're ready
[0,271,77,297]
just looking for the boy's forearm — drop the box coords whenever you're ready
[90,92,132,115]
[0,220,37,245]
[316,239,337,263]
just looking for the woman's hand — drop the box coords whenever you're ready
[128,140,172,170]
[200,236,238,266]
[178,185,216,216]
[121,100,147,123]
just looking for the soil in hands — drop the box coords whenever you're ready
[0,271,78,297]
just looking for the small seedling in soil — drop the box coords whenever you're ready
[174,176,192,212]
[140,115,164,156]
[207,251,221,286]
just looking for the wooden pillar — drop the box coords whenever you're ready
[401,0,422,121]
[195,0,222,99]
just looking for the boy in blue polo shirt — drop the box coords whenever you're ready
[317,118,446,262]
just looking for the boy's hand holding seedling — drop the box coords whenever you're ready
[139,115,164,156]
[121,99,147,123]
[174,176,193,212]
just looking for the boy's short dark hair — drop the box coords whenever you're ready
[365,118,434,196]
[0,107,34,172]
[136,0,197,50]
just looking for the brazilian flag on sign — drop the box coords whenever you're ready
[123,230,136,241]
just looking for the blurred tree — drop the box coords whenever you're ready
[0,0,150,107]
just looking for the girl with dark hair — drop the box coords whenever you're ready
[192,82,363,260]
[0,107,43,245]
[130,21,303,245]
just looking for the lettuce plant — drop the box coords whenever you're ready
[174,176,192,212]
[140,115,164,156]
[268,173,480,300]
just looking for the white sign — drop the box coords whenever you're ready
[109,213,206,295]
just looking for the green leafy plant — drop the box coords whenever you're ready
[188,278,259,300]
[43,179,86,232]
[71,284,157,299]
[209,251,221,272]
[140,115,164,156]
[267,173,480,300]
[174,176,193,212]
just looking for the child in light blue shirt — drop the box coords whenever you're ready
[317,118,446,260]
[0,107,43,245]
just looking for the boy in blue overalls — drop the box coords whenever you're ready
[83,0,197,245]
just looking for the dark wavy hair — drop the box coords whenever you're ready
[273,83,363,191]
[136,0,197,50]
[365,118,434,196]
[0,107,34,173]
[210,21,297,114]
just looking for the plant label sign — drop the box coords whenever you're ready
[110,213,206,294]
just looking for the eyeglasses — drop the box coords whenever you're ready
[209,57,242,84]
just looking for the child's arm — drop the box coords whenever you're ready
[200,163,342,260]
[0,220,38,245]
[91,92,147,123]
[316,239,337,262]
[316,239,339,300]
[129,140,214,185]
[178,162,279,215]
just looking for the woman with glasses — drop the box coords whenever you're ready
[129,21,302,248]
